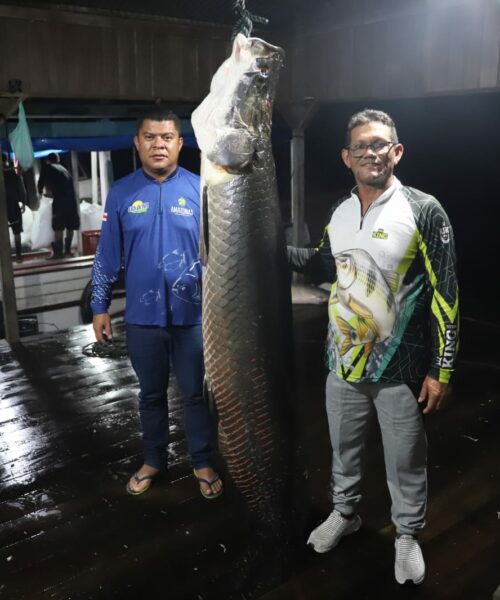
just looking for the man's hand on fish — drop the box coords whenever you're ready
[418,376,449,414]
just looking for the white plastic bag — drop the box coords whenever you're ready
[30,196,55,249]
[80,202,103,232]
[9,204,33,248]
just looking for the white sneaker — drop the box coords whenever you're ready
[307,509,361,554]
[395,535,425,585]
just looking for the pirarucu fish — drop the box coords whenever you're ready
[191,34,295,527]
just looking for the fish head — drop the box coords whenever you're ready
[335,254,356,289]
[192,34,284,172]
[172,260,202,304]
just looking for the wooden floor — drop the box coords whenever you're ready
[0,305,499,599]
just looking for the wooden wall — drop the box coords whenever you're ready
[0,5,231,102]
[2,1,499,107]
[278,0,500,103]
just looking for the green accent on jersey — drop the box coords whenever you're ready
[418,228,459,378]
[372,275,425,381]
[416,230,438,287]
[431,295,446,336]
[346,346,368,380]
[438,368,452,383]
[434,288,459,323]
[396,231,418,277]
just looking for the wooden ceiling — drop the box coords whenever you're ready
[0,0,304,27]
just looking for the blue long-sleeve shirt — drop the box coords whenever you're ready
[90,166,202,326]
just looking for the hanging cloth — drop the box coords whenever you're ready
[9,101,34,170]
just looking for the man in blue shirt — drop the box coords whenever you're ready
[91,109,222,499]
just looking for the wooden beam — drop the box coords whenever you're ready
[0,159,20,344]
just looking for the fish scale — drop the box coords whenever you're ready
[193,35,295,525]
[202,175,291,515]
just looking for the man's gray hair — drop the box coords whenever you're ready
[345,109,399,147]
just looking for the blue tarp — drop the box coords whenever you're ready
[1,128,291,155]
[29,134,197,151]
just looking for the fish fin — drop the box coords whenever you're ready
[363,341,375,357]
[335,316,353,355]
[336,315,351,336]
[381,270,399,294]
[200,185,209,265]
[340,338,353,356]
[356,317,370,340]
[347,296,373,320]
[364,317,380,338]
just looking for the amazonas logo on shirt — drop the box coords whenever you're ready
[128,200,149,214]
[171,196,193,217]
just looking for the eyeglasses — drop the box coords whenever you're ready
[347,141,396,159]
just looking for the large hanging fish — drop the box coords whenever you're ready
[192,34,295,526]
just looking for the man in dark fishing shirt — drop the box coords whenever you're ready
[90,108,222,500]
[288,109,458,585]
[37,152,80,258]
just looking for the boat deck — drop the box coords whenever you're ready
[0,305,499,599]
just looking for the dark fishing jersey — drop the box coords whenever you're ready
[90,167,202,326]
[289,178,459,384]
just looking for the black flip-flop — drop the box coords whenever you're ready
[193,469,223,500]
[126,472,155,496]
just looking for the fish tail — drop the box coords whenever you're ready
[336,316,354,355]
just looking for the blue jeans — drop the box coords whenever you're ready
[126,323,215,470]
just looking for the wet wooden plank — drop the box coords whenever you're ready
[0,308,499,599]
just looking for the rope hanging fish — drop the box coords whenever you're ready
[231,0,269,41]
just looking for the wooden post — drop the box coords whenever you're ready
[279,99,317,248]
[278,99,317,284]
[91,151,98,205]
[0,163,20,344]
[98,151,109,210]
[71,150,82,254]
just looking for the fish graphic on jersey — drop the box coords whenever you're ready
[172,259,202,304]
[330,248,399,357]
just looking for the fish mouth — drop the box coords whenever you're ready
[253,54,282,78]
[250,59,271,78]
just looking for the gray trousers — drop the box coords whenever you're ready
[326,371,427,535]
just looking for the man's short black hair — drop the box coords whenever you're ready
[47,152,60,163]
[345,109,399,147]
[136,108,182,136]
